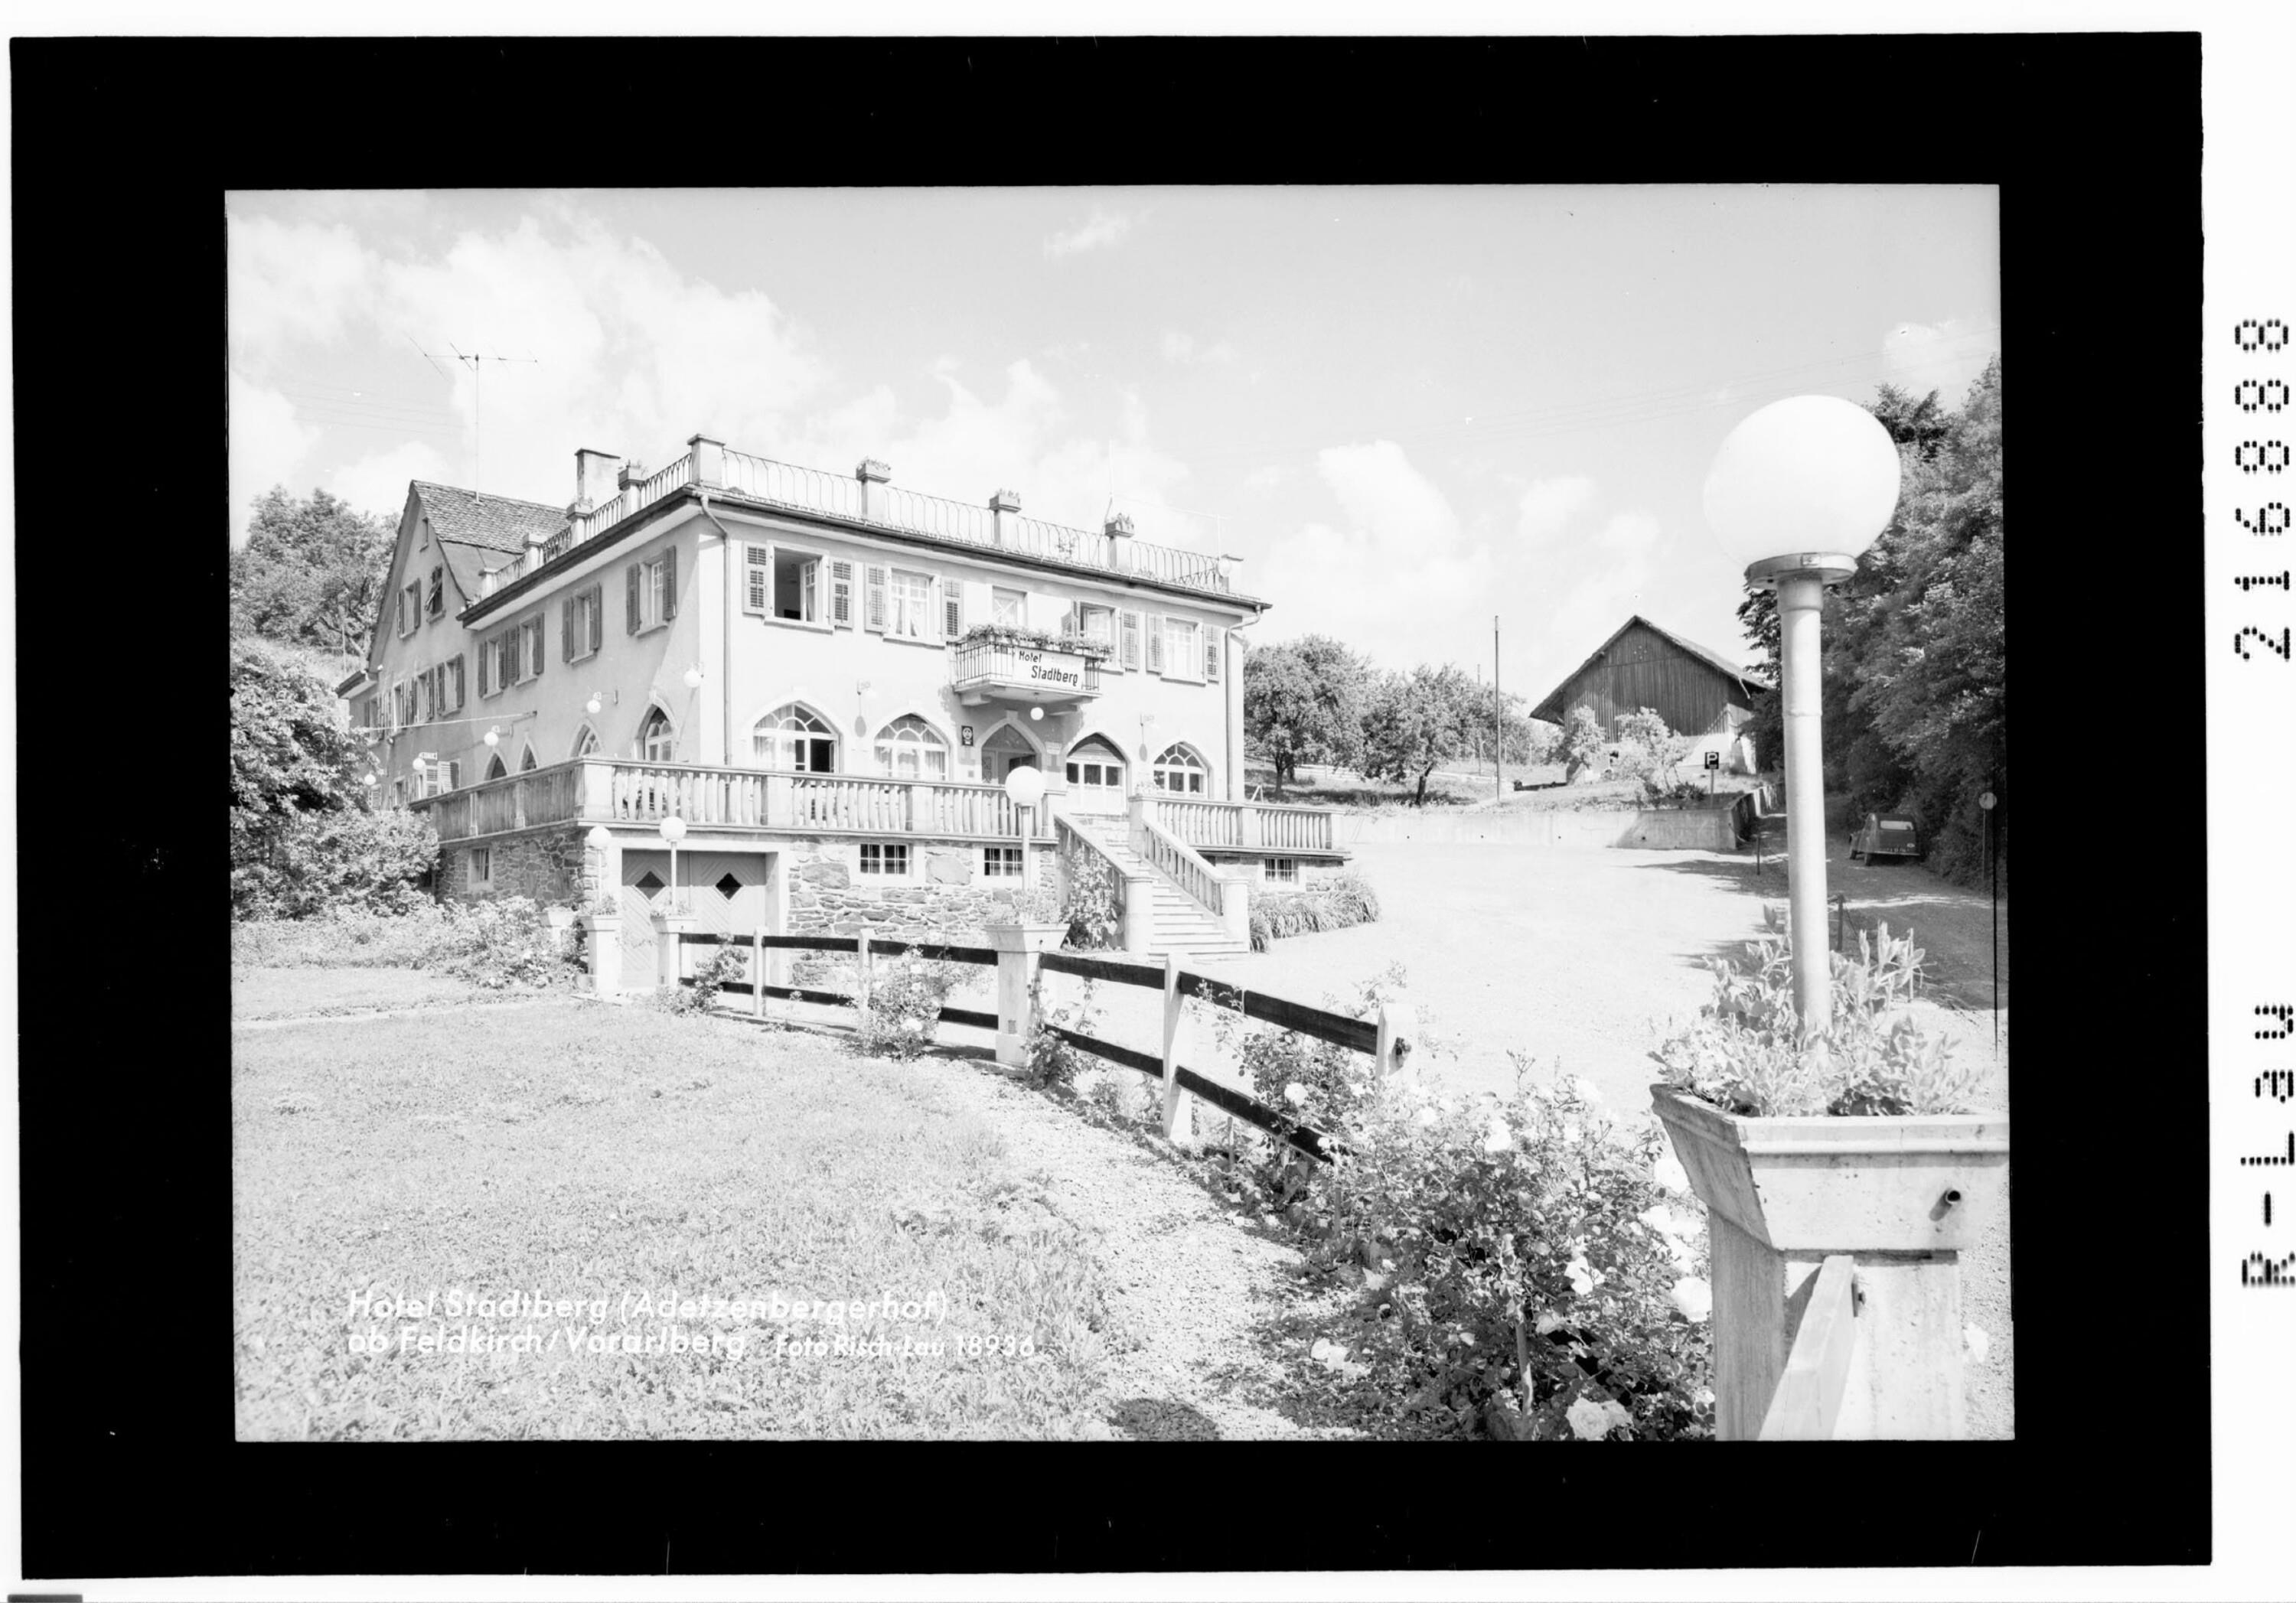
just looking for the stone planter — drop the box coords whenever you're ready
[984,921,1066,1068]
[1649,1083,2010,1440]
[579,911,623,1002]
[652,907,703,993]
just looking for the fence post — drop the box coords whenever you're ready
[584,911,622,1003]
[985,920,1064,1068]
[1120,872,1157,956]
[1216,875,1251,950]
[1160,950,1195,1145]
[654,909,700,994]
[1376,998,1417,1078]
[856,927,873,1025]
[752,919,766,1019]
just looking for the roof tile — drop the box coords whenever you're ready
[412,482,567,554]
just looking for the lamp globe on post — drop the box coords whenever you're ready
[657,815,687,914]
[1703,394,1902,1036]
[1003,764,1048,890]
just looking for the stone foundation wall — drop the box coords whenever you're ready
[438,824,590,907]
[785,838,1037,945]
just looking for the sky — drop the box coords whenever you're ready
[227,185,1998,705]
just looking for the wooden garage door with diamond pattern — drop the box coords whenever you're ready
[619,850,775,989]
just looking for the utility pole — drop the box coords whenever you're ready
[1492,615,1502,803]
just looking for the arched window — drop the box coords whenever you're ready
[484,752,508,782]
[1152,743,1208,796]
[569,724,599,760]
[1064,734,1128,800]
[873,714,948,780]
[519,745,538,772]
[638,707,677,763]
[753,704,838,773]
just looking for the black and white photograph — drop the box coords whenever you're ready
[225,184,2010,1448]
[11,15,2261,1595]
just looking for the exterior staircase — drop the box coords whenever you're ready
[1063,813,1252,960]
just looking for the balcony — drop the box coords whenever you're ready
[947,634,1105,708]
[406,758,1345,857]
[409,758,1058,843]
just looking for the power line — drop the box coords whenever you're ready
[406,340,540,498]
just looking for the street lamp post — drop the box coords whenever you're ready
[657,815,687,914]
[1003,764,1048,891]
[1703,395,1902,1037]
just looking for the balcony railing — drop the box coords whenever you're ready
[409,758,1058,842]
[1149,794,1339,855]
[947,637,1104,703]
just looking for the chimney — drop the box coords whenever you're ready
[687,433,724,489]
[856,458,892,522]
[1105,512,1136,570]
[990,487,1022,547]
[574,448,622,512]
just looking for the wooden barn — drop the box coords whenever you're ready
[1529,614,1772,740]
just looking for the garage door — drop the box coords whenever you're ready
[620,850,775,989]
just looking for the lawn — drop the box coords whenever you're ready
[233,999,1121,1438]
[233,965,525,1021]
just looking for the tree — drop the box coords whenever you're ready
[230,638,435,916]
[1559,706,1606,781]
[1243,634,1372,796]
[230,487,398,657]
[1360,663,1482,806]
[1613,707,1688,797]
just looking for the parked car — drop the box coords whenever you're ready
[1849,812,1924,863]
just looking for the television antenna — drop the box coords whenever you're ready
[404,334,538,500]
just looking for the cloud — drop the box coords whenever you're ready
[1043,207,1138,258]
[1881,316,2000,406]
[331,440,452,523]
[228,371,324,546]
[228,215,377,360]
[1241,463,1293,494]
[1160,330,1238,367]
[1515,475,1600,543]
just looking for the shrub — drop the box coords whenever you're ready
[1247,869,1381,951]
[1058,842,1124,950]
[443,896,579,991]
[1307,1064,1715,1440]
[1560,706,1607,780]
[1022,979,1101,1091]
[990,881,1065,928]
[1613,708,1689,800]
[232,903,463,969]
[659,942,749,1017]
[1652,921,1988,1117]
[232,806,440,919]
[853,952,968,1060]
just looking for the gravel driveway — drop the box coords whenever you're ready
[1020,838,2016,1439]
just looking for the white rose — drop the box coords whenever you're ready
[1482,1116,1514,1155]
[1565,1396,1614,1441]
[1651,1148,1693,1196]
[1283,1082,1309,1107]
[1668,1276,1713,1322]
[1414,1106,1440,1129]
[1572,1076,1605,1104]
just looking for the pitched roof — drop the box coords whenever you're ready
[409,481,568,553]
[1530,614,1773,724]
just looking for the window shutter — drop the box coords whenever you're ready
[530,618,545,679]
[445,760,461,791]
[587,585,604,653]
[830,561,854,627]
[745,544,771,614]
[1206,627,1223,682]
[627,565,641,634]
[478,638,491,698]
[1146,617,1165,674]
[941,578,963,640]
[563,597,574,661]
[1119,611,1141,672]
[663,547,679,620]
[429,566,443,617]
[864,565,889,631]
[448,656,462,712]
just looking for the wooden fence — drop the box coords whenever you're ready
[667,930,1411,1163]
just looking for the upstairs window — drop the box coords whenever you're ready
[484,753,508,782]
[427,565,445,618]
[638,707,677,763]
[563,584,602,662]
[628,549,677,634]
[1161,617,1200,679]
[992,587,1026,627]
[521,617,546,681]
[874,714,948,780]
[519,746,538,772]
[399,581,421,637]
[570,724,599,761]
[754,704,837,773]
[887,569,934,640]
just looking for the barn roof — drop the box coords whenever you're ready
[1529,614,1773,725]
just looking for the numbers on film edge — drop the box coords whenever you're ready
[2248,1005,2296,1285]
[2235,319,2291,670]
